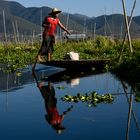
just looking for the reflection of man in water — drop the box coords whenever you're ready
[37,81,73,134]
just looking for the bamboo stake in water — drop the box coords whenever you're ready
[104,7,107,36]
[94,22,96,41]
[15,21,20,43]
[3,10,7,42]
[32,30,35,47]
[12,21,17,44]
[120,23,123,39]
[119,0,137,61]
[121,0,133,53]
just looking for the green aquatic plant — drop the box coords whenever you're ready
[61,91,114,107]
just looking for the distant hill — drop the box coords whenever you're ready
[0,0,140,39]
[133,16,140,25]
[87,14,140,38]
[0,0,41,38]
[0,12,40,34]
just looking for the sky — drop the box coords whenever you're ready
[7,0,140,17]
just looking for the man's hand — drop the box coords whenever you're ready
[66,30,71,35]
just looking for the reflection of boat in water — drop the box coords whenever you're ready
[0,62,105,92]
[42,68,105,83]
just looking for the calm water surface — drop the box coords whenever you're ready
[0,65,140,140]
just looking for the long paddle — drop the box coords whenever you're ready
[32,55,38,72]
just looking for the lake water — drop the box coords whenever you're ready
[0,64,140,140]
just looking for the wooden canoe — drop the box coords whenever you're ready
[40,59,110,70]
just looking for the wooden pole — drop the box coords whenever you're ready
[111,11,114,39]
[32,30,35,47]
[104,7,107,36]
[3,10,7,42]
[90,23,93,40]
[12,21,17,44]
[105,17,112,36]
[93,22,96,41]
[121,0,133,53]
[119,0,137,61]
[120,23,123,39]
[15,21,20,43]
[66,9,70,29]
[40,8,43,42]
[83,17,86,34]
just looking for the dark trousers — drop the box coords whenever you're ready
[39,36,55,56]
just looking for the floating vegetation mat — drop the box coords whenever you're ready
[61,91,114,107]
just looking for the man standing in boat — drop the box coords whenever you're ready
[38,8,71,62]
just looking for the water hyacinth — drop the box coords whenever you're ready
[61,91,114,107]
